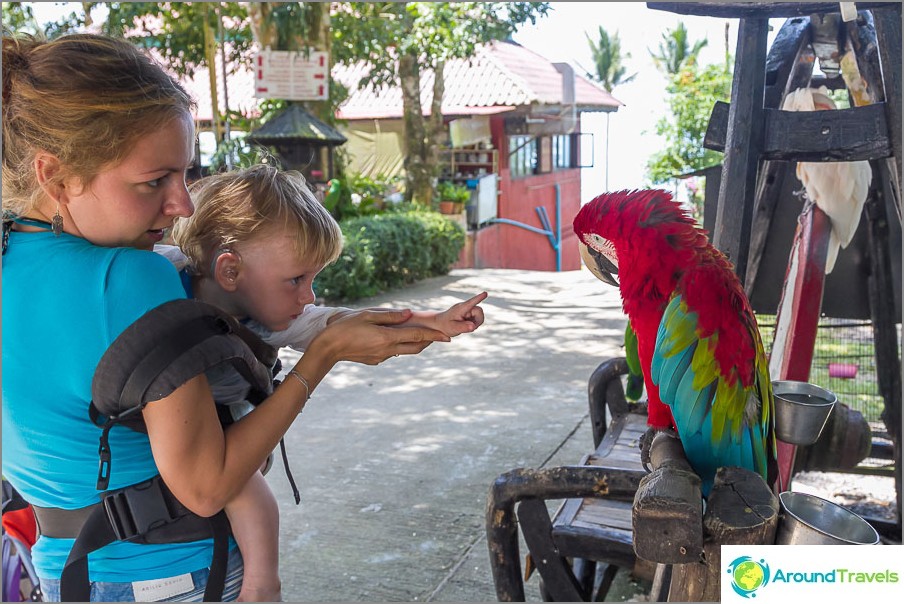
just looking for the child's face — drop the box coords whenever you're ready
[62,114,195,250]
[229,232,325,332]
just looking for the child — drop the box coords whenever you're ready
[163,164,486,601]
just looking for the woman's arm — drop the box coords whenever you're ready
[143,308,449,516]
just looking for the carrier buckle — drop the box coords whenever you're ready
[102,477,175,541]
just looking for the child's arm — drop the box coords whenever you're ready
[398,291,487,337]
[325,292,488,338]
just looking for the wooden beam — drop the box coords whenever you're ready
[767,202,831,491]
[646,2,900,19]
[745,14,815,296]
[713,17,769,283]
[873,5,903,221]
[705,102,892,161]
[865,162,903,536]
[631,432,704,565]
[667,468,779,602]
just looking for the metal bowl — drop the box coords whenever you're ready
[776,491,879,545]
[772,380,836,445]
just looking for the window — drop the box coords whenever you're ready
[553,134,572,169]
[508,135,537,178]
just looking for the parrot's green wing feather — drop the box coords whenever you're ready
[624,322,644,401]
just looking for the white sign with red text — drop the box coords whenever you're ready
[253,49,329,101]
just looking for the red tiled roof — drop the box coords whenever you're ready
[334,40,622,120]
[177,39,622,123]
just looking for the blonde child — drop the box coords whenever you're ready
[163,164,486,601]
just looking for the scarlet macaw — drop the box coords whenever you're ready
[574,189,776,495]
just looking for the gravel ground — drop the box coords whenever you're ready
[791,470,899,525]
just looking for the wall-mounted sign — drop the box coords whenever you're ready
[253,49,329,101]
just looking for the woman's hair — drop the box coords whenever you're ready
[2,33,195,215]
[173,164,343,274]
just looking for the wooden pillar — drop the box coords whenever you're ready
[667,468,779,602]
[744,16,813,294]
[767,203,831,490]
[713,17,769,284]
[873,5,903,221]
[865,161,903,535]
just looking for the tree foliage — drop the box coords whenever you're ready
[583,26,635,92]
[646,60,732,185]
[649,22,708,76]
[2,2,37,34]
[99,2,252,78]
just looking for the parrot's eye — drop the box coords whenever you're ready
[588,233,618,269]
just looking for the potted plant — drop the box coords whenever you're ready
[436,181,470,214]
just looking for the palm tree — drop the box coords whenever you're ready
[649,22,708,76]
[584,26,636,191]
[585,26,637,93]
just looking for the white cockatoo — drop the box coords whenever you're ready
[782,86,873,274]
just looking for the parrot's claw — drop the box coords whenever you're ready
[639,428,656,472]
[639,427,680,472]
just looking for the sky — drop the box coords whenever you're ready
[26,1,784,202]
[512,2,783,201]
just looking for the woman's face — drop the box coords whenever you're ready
[62,114,195,250]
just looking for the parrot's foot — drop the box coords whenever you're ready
[639,427,680,472]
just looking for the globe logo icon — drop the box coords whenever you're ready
[727,556,770,598]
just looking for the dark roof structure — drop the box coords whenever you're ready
[247,104,348,145]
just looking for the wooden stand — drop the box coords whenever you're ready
[651,1,902,535]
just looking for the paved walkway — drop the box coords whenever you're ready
[267,267,634,601]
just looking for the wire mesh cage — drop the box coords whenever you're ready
[756,314,902,473]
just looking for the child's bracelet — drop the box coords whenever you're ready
[288,370,312,411]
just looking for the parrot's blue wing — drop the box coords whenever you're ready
[651,295,772,495]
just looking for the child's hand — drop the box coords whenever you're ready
[431,291,488,337]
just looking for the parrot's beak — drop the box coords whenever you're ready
[579,242,619,287]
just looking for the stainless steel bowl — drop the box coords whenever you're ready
[776,491,879,545]
[772,380,836,445]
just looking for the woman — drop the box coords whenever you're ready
[1,32,448,601]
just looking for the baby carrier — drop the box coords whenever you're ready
[32,299,287,601]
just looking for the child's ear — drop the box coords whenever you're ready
[213,250,242,292]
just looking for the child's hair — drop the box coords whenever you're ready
[2,33,195,216]
[173,164,343,274]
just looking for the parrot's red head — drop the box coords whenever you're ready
[574,189,699,291]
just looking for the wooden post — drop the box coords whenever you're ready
[632,432,704,565]
[667,467,779,602]
[713,17,769,284]
[767,202,831,490]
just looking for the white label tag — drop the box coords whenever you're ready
[132,572,195,601]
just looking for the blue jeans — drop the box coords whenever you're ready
[39,547,243,602]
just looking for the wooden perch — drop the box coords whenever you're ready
[632,432,704,564]
[668,467,779,602]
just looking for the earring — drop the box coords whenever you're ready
[51,205,63,237]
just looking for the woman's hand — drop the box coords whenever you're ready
[310,308,451,366]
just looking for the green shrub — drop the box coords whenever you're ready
[315,210,465,303]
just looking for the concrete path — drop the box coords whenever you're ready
[266,267,635,602]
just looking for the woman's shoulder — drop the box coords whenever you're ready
[102,247,187,332]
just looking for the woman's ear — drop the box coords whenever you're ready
[33,152,65,203]
[213,250,242,292]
